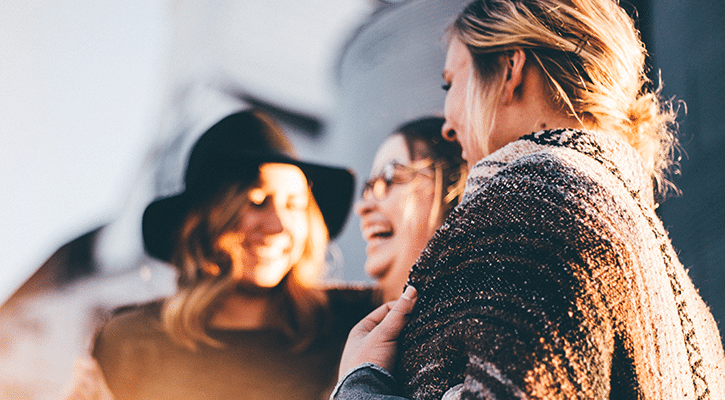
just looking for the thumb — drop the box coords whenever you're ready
[378,285,417,338]
[395,285,417,315]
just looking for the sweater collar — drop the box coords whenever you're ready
[461,129,653,206]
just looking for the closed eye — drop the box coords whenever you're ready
[249,188,267,206]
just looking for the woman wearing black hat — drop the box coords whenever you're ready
[70,110,377,400]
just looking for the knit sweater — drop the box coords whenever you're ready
[397,129,725,399]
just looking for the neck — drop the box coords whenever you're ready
[492,61,585,153]
[531,114,584,133]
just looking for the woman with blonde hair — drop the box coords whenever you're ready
[334,0,725,399]
[80,110,377,400]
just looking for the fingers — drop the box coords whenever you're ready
[352,286,418,336]
[358,301,396,330]
[347,302,395,341]
[338,286,418,377]
[396,285,418,314]
[375,286,417,341]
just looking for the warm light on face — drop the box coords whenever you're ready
[216,163,310,289]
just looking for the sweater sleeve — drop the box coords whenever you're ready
[330,363,407,400]
[398,161,633,399]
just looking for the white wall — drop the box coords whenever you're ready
[0,0,170,302]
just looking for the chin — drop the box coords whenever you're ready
[233,271,289,294]
[364,258,390,281]
[234,281,276,297]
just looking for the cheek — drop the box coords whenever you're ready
[443,92,459,126]
[396,186,425,233]
[238,206,269,237]
[401,188,436,242]
[450,86,466,118]
[444,90,470,148]
[460,131,476,153]
[289,216,309,252]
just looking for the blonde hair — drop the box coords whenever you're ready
[161,179,329,351]
[451,0,681,199]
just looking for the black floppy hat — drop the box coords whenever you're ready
[142,110,355,262]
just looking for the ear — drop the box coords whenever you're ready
[500,48,526,106]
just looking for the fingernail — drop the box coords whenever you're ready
[401,285,417,300]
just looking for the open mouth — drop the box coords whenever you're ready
[363,224,394,241]
[372,230,393,239]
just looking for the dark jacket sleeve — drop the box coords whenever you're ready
[331,363,409,400]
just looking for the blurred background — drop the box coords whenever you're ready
[1,0,723,398]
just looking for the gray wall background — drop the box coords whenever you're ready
[649,0,725,334]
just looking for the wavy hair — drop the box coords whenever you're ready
[161,178,329,351]
[450,0,681,200]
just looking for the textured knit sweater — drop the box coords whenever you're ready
[397,129,725,399]
[93,287,377,400]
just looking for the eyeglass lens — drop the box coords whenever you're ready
[361,161,430,201]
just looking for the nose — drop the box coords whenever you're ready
[261,204,285,234]
[355,191,377,218]
[441,120,457,142]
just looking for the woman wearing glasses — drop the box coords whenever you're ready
[356,117,467,303]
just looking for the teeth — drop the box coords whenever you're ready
[362,223,393,240]
[246,239,290,258]
[255,246,284,257]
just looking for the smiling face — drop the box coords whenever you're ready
[216,163,310,289]
[355,134,440,302]
[441,37,486,169]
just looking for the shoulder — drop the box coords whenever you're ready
[463,129,635,204]
[93,300,165,356]
[412,138,625,285]
[104,300,163,335]
[91,300,169,394]
[459,139,618,229]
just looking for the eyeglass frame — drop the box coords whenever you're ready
[360,159,435,201]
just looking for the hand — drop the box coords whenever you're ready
[338,285,417,379]
[60,357,115,400]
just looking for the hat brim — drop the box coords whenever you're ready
[142,152,355,262]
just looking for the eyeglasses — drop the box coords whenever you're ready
[361,160,434,201]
